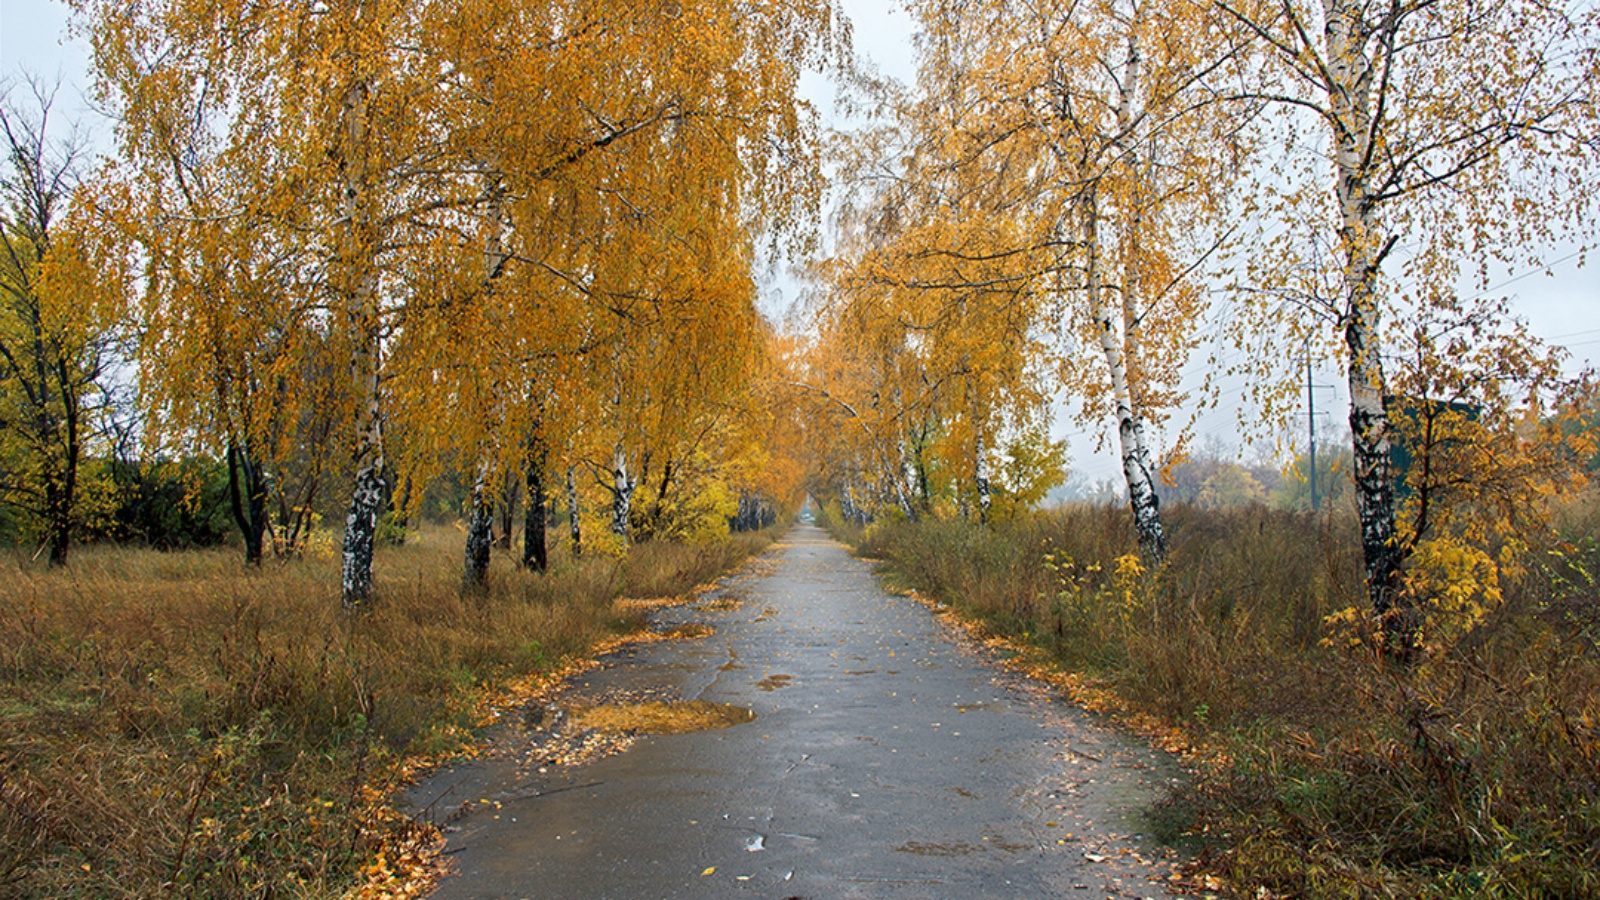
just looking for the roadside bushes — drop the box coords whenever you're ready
[852,501,1600,898]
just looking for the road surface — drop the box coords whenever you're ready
[409,523,1187,899]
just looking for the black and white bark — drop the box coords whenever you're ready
[336,75,388,609]
[462,171,510,591]
[974,429,992,526]
[891,390,916,521]
[1321,0,1408,651]
[609,443,634,539]
[1082,186,1166,560]
[463,460,494,593]
[342,413,385,607]
[1107,20,1167,561]
[342,437,385,607]
[566,464,582,557]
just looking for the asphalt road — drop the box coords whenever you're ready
[410,523,1187,899]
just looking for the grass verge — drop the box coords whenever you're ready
[0,524,778,898]
[838,503,1600,899]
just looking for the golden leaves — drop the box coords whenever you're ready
[76,0,836,539]
[805,0,1242,520]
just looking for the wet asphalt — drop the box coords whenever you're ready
[409,523,1187,899]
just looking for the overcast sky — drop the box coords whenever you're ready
[5,0,1596,488]
[811,1,1599,488]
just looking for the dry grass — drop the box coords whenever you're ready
[848,501,1600,899]
[0,524,775,898]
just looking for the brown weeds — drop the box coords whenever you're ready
[850,502,1600,899]
[0,524,775,897]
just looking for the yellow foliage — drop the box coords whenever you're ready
[301,516,339,562]
[1403,537,1503,653]
[1111,553,1149,622]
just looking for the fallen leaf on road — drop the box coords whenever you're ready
[701,866,716,876]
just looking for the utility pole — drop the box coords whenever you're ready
[1307,338,1318,512]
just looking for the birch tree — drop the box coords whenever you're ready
[78,0,840,595]
[816,190,1053,524]
[818,0,1248,551]
[403,0,836,581]
[1216,0,1600,650]
[975,0,1248,558]
[77,0,478,604]
[86,44,337,566]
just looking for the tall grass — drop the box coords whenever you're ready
[0,525,775,897]
[848,501,1600,898]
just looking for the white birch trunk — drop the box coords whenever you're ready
[974,428,992,526]
[338,77,386,608]
[463,460,494,591]
[891,388,916,521]
[1323,0,1407,649]
[463,173,509,590]
[566,464,583,557]
[1084,187,1166,560]
[610,444,633,538]
[895,438,916,521]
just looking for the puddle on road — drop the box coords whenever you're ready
[896,836,1032,856]
[566,700,756,735]
[515,694,753,771]
[755,674,794,691]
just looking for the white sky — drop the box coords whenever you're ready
[1,1,94,115]
[5,0,1597,488]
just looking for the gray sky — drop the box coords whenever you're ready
[2,0,93,113]
[5,0,1596,488]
